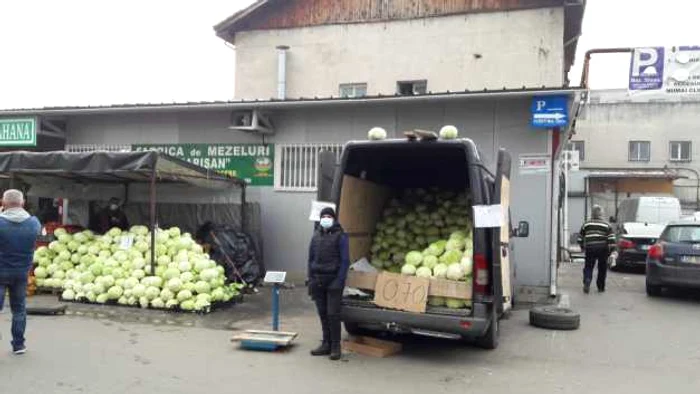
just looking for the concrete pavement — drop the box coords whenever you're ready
[1,264,699,394]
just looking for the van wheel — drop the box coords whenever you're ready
[529,306,580,330]
[344,322,368,337]
[646,282,662,297]
[475,314,499,350]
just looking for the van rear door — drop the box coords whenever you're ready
[492,149,513,313]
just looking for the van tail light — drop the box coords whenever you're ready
[474,253,489,295]
[648,243,664,260]
[618,238,635,249]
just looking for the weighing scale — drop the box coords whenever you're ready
[231,271,298,351]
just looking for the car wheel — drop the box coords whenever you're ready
[529,306,580,330]
[646,282,662,297]
[475,313,499,350]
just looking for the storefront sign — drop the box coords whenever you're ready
[630,46,700,95]
[0,118,37,147]
[519,154,551,175]
[132,143,274,186]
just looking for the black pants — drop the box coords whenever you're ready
[311,286,342,345]
[583,248,609,290]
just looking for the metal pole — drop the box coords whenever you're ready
[563,153,570,262]
[272,283,280,331]
[149,169,157,276]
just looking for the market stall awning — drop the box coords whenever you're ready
[585,169,686,180]
[0,150,246,190]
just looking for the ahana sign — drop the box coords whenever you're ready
[132,143,274,186]
[0,118,37,147]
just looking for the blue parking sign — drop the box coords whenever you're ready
[531,96,569,129]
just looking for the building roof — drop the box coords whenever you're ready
[0,87,584,117]
[214,0,586,72]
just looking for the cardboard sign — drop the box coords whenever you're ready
[373,272,429,313]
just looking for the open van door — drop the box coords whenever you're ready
[317,150,338,203]
[492,149,513,314]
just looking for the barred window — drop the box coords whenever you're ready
[274,144,343,192]
[65,144,132,152]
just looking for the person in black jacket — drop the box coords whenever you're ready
[577,205,616,294]
[307,207,350,361]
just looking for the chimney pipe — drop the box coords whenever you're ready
[276,45,289,100]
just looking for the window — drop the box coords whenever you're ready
[339,83,367,98]
[396,80,427,96]
[629,141,651,162]
[670,141,692,162]
[567,140,585,161]
[275,144,344,191]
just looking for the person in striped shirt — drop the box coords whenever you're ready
[577,205,616,294]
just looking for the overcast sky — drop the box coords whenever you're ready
[0,0,697,109]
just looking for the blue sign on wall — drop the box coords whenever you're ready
[530,95,569,128]
[629,47,665,91]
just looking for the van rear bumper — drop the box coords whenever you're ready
[341,301,490,338]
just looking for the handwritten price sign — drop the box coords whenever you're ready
[373,272,429,313]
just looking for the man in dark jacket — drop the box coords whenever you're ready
[95,198,129,234]
[307,207,350,361]
[577,205,616,294]
[0,189,41,354]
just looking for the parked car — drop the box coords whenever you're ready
[646,220,700,296]
[611,196,681,270]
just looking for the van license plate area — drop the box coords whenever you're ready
[681,255,700,264]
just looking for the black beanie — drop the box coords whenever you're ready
[319,207,336,219]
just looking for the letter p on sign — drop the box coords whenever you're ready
[536,100,547,111]
[631,48,660,77]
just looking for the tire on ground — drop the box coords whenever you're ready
[529,306,580,330]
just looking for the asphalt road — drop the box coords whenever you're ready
[1,263,699,394]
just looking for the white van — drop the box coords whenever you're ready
[612,196,681,269]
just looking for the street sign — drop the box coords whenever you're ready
[0,118,37,147]
[264,271,287,284]
[530,96,569,128]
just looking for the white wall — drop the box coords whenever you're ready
[234,8,565,99]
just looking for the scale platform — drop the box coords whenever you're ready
[231,330,298,351]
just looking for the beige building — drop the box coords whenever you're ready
[215,0,585,100]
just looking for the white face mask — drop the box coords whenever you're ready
[319,217,334,229]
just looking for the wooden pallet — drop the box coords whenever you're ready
[342,336,402,358]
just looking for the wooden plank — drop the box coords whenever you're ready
[373,272,429,313]
[347,271,472,301]
[342,336,402,358]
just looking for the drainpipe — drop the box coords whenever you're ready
[580,48,634,88]
[276,45,289,100]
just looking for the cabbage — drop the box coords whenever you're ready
[96,293,109,304]
[416,267,432,278]
[445,238,465,252]
[194,298,211,311]
[428,296,446,307]
[199,268,218,282]
[400,264,417,276]
[139,296,150,309]
[445,298,465,309]
[460,256,473,277]
[162,268,181,280]
[34,266,48,279]
[180,300,195,311]
[368,127,387,140]
[151,298,165,309]
[433,263,448,279]
[178,261,192,273]
[131,269,146,280]
[446,263,464,281]
[168,227,181,238]
[405,251,423,266]
[160,288,175,301]
[165,299,179,309]
[194,281,211,295]
[107,286,124,300]
[211,287,226,302]
[62,289,76,301]
[419,255,437,271]
[177,289,193,302]
[167,278,183,292]
[180,271,195,283]
[132,284,147,298]
[439,250,462,265]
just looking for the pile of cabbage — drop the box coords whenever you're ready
[33,226,242,313]
[370,188,473,309]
